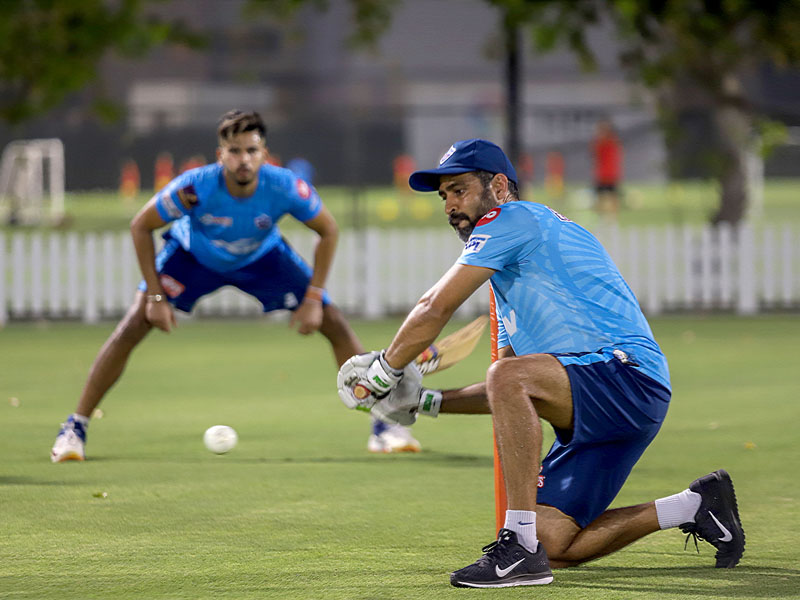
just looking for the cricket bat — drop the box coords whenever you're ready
[414,315,489,375]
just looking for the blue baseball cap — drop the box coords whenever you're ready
[408,139,518,192]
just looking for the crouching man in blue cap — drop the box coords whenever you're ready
[337,139,744,588]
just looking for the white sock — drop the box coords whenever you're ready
[72,413,90,427]
[654,489,702,530]
[503,510,538,552]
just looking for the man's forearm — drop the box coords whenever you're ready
[439,382,490,414]
[384,298,453,369]
[308,231,337,291]
[384,263,492,370]
[131,225,162,294]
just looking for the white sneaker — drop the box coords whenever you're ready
[51,417,86,463]
[368,424,422,453]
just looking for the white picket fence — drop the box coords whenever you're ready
[1,223,798,325]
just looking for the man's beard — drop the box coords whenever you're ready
[234,170,254,186]
[449,185,497,242]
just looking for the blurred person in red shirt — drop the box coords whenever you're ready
[592,119,622,220]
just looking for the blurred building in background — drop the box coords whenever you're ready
[0,0,797,191]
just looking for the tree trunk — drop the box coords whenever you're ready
[710,76,753,225]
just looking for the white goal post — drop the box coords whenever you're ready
[0,138,65,225]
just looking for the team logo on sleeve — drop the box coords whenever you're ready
[177,185,199,210]
[476,207,501,226]
[463,234,491,254]
[296,179,311,199]
[160,192,183,219]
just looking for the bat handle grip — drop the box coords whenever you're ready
[416,344,439,364]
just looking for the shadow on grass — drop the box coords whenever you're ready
[76,450,495,467]
[239,450,494,468]
[556,565,800,598]
[0,476,94,486]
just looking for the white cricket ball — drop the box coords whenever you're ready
[203,425,238,454]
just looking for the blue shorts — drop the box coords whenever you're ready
[138,232,331,313]
[536,354,671,528]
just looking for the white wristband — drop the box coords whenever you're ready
[363,351,403,396]
[378,350,404,377]
[418,388,442,418]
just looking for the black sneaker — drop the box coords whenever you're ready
[680,469,745,568]
[450,529,553,588]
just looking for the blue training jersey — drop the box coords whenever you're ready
[457,201,670,390]
[153,163,322,272]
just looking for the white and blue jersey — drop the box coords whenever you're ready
[457,201,670,391]
[154,163,322,273]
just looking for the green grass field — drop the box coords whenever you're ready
[2,316,799,599]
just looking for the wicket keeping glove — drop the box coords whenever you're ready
[337,350,404,410]
[371,364,442,426]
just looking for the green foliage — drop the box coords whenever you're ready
[489,0,800,100]
[1,316,799,598]
[756,118,789,159]
[0,0,204,123]
[496,0,602,69]
[247,0,400,48]
[244,0,329,20]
